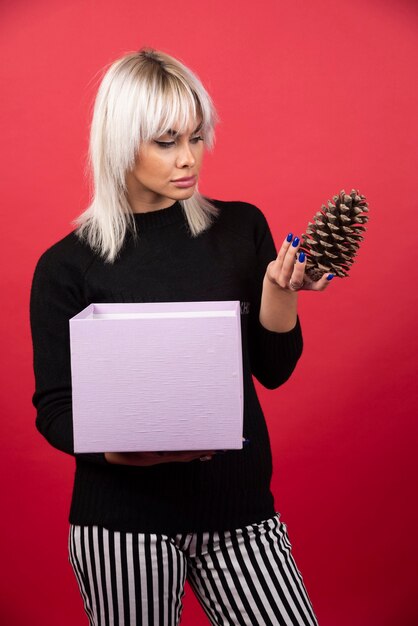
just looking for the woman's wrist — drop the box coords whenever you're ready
[259,274,298,332]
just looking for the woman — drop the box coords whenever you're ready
[30,47,331,626]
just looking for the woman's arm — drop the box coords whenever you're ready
[247,209,306,389]
[29,247,107,464]
[248,209,333,389]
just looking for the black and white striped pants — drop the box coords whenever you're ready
[68,512,319,626]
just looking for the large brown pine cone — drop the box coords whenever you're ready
[300,189,369,281]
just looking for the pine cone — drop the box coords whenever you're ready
[300,189,369,281]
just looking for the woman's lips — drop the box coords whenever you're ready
[171,176,197,188]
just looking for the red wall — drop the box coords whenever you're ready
[1,1,417,624]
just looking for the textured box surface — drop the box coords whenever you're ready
[69,302,243,452]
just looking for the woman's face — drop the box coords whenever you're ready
[126,116,205,212]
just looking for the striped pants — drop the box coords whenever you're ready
[68,512,319,626]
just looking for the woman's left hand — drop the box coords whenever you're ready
[265,233,334,292]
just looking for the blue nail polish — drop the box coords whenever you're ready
[292,237,300,247]
[326,274,334,281]
[286,233,293,242]
[298,251,305,263]
[243,438,251,447]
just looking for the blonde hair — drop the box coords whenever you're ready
[72,47,220,263]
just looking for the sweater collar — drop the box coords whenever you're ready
[129,200,185,229]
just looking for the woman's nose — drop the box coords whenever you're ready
[176,142,196,168]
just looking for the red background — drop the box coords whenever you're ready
[1,1,418,624]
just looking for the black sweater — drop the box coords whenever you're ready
[29,198,303,533]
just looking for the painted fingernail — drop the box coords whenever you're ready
[298,251,305,263]
[326,274,335,281]
[243,438,251,447]
[292,237,300,247]
[286,233,293,242]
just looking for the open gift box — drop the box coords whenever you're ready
[69,301,243,453]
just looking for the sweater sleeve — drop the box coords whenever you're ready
[29,247,107,464]
[247,207,304,389]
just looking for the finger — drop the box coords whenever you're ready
[274,232,295,272]
[309,272,335,291]
[195,449,217,462]
[281,235,302,282]
[289,250,306,290]
[266,233,297,288]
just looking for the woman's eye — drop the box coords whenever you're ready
[154,141,175,149]
[154,136,203,149]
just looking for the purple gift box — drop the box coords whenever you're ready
[69,301,243,453]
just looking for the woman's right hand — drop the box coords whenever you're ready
[104,450,216,466]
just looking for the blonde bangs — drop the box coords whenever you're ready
[139,71,214,148]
